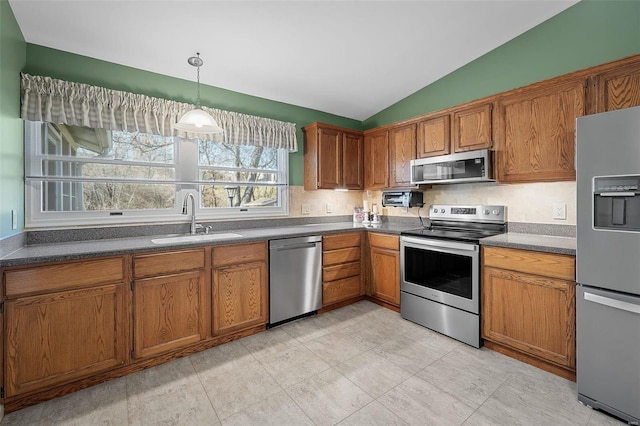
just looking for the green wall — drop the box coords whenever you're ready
[24,44,363,189]
[363,0,640,129]
[0,0,26,239]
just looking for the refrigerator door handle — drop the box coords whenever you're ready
[584,292,640,315]
[598,192,636,197]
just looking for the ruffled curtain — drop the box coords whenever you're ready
[20,73,298,152]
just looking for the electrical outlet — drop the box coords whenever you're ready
[552,203,567,220]
[326,203,332,214]
[11,210,17,230]
[301,203,311,215]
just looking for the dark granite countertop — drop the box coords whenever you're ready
[480,232,576,255]
[0,222,410,267]
[1,220,577,267]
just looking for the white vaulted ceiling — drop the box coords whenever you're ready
[9,0,578,121]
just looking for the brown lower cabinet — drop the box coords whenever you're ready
[212,242,268,336]
[481,246,576,380]
[0,242,270,410]
[3,257,128,398]
[368,233,400,307]
[132,249,208,359]
[322,232,363,307]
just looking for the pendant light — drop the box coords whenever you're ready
[174,53,224,135]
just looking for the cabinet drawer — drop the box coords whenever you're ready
[323,261,360,282]
[323,232,361,251]
[212,241,267,268]
[323,247,360,267]
[369,233,399,250]
[4,257,125,297]
[323,276,361,306]
[482,246,575,281]
[134,249,205,278]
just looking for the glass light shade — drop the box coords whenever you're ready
[174,108,224,134]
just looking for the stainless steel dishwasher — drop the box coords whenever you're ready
[269,235,322,325]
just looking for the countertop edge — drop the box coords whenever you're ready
[480,233,576,256]
[0,223,404,267]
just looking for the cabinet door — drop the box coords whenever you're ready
[364,130,389,190]
[417,114,450,158]
[594,61,640,113]
[213,261,268,336]
[317,127,342,189]
[133,270,206,359]
[5,284,127,397]
[495,79,584,183]
[452,103,492,153]
[370,246,400,305]
[482,266,576,369]
[342,132,364,189]
[389,124,417,188]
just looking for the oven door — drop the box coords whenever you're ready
[400,236,479,314]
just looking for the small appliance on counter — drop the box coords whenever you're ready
[381,190,424,208]
[400,205,506,348]
[576,106,640,425]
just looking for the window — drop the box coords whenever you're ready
[25,122,289,227]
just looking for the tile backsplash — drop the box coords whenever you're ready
[290,181,576,225]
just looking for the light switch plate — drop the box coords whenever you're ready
[552,203,566,220]
[326,203,332,214]
[301,203,311,215]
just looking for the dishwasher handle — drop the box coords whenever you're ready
[273,242,320,251]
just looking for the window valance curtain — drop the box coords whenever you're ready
[20,73,298,152]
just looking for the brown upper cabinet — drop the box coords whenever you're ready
[417,103,492,159]
[592,60,640,113]
[306,55,640,189]
[389,123,417,188]
[452,103,493,153]
[494,77,585,183]
[303,123,364,190]
[364,129,389,190]
[417,114,450,158]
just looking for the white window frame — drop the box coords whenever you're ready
[24,122,289,228]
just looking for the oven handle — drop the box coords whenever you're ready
[401,236,478,252]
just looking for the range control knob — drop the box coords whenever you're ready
[492,209,499,215]
[484,209,490,215]
[440,208,445,213]
[433,208,438,214]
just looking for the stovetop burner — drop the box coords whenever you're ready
[401,204,507,243]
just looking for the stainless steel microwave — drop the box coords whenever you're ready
[410,149,494,185]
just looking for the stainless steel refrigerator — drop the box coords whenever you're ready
[576,105,640,425]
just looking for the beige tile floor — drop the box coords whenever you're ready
[0,301,626,426]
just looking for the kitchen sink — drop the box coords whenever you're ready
[151,233,243,245]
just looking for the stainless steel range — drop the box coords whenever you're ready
[400,205,506,348]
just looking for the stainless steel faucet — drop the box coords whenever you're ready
[182,193,199,235]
